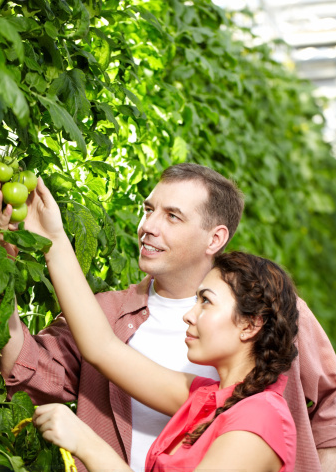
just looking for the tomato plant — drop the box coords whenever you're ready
[15,170,38,192]
[2,182,28,206]
[0,163,13,182]
[3,157,19,170]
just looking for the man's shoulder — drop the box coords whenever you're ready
[94,275,151,318]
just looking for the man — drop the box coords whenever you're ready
[0,163,335,472]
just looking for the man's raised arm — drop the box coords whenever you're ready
[0,201,24,377]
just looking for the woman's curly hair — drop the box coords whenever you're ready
[185,251,299,445]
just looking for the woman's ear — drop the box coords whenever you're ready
[206,225,229,256]
[240,316,264,341]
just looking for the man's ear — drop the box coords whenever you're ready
[206,225,229,256]
[240,316,264,341]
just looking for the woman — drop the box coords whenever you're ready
[9,179,299,471]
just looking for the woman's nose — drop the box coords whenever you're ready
[183,304,198,325]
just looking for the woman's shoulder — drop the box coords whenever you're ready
[214,381,296,454]
[189,376,219,395]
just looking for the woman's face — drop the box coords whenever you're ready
[183,268,245,369]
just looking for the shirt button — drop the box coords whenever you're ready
[128,323,133,329]
[209,393,215,400]
[142,310,147,315]
[204,408,209,413]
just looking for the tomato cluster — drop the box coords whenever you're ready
[0,157,37,223]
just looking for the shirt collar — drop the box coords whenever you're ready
[119,275,152,315]
[199,374,288,408]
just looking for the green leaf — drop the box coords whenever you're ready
[0,408,14,433]
[0,65,29,126]
[85,160,115,176]
[11,392,35,425]
[14,422,40,463]
[94,102,120,133]
[0,250,15,294]
[25,261,56,296]
[28,448,53,472]
[86,272,110,294]
[171,136,188,163]
[0,450,28,472]
[0,446,13,469]
[49,69,90,120]
[1,230,52,254]
[131,6,164,35]
[109,249,126,274]
[0,433,15,455]
[90,29,111,70]
[0,277,15,350]
[65,203,100,275]
[44,21,58,39]
[37,95,87,157]
[0,376,7,403]
[0,18,24,63]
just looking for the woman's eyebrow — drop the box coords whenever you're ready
[197,288,216,297]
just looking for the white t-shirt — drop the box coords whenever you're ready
[128,281,219,472]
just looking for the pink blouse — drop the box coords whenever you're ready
[145,374,296,472]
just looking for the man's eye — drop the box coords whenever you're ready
[144,207,153,214]
[168,213,178,220]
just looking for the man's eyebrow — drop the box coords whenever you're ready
[164,206,186,218]
[142,201,187,219]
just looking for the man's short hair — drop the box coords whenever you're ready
[160,163,244,250]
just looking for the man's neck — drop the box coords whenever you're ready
[153,266,212,299]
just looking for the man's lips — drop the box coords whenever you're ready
[141,241,164,253]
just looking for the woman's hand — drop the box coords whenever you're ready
[23,177,64,242]
[33,403,133,472]
[1,177,64,253]
[33,404,90,457]
[0,188,19,258]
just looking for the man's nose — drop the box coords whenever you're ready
[138,211,161,237]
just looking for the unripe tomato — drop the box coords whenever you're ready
[2,182,28,205]
[0,163,14,182]
[15,170,38,192]
[3,157,19,170]
[10,203,28,222]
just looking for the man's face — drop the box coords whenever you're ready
[137,180,213,284]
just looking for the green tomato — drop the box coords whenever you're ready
[0,163,14,183]
[10,203,28,223]
[3,157,19,170]
[2,182,28,205]
[16,170,38,192]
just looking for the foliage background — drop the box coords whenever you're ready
[0,0,335,355]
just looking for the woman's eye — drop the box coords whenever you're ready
[196,295,210,304]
